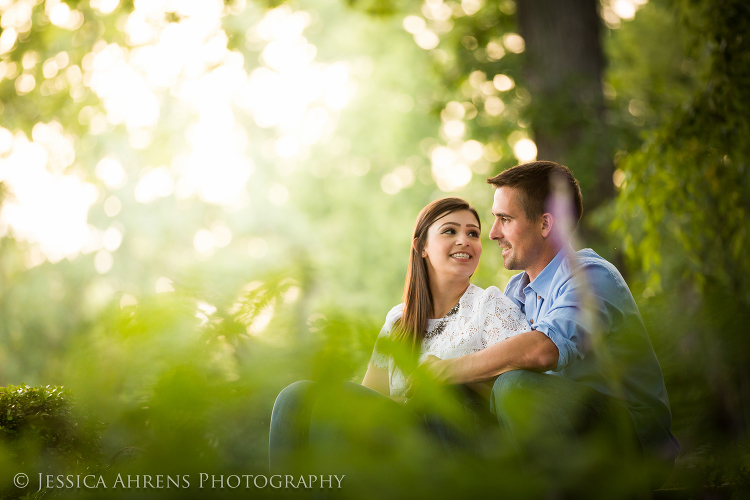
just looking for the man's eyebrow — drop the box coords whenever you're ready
[492,212,514,218]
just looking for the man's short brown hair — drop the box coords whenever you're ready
[487,161,583,227]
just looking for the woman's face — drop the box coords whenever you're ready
[422,210,482,283]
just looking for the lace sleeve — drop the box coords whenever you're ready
[369,304,404,369]
[478,286,530,348]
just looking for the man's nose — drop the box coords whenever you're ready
[489,220,501,240]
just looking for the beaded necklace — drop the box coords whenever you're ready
[423,301,460,339]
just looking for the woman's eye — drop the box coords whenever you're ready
[469,231,479,237]
[443,228,455,234]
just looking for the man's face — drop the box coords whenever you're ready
[489,186,544,272]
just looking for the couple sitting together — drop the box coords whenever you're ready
[270,161,679,487]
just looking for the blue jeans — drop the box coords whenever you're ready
[269,373,663,488]
[269,380,491,473]
[491,370,641,449]
[269,381,407,473]
[490,370,674,490]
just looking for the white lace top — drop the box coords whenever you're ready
[369,284,530,397]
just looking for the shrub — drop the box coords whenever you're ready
[0,384,102,481]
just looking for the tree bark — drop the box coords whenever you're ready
[516,0,614,214]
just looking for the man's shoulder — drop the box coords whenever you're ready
[559,248,629,298]
[561,248,622,277]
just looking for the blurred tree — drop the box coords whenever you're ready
[613,0,750,298]
[343,0,623,244]
[611,0,750,440]
[516,0,612,211]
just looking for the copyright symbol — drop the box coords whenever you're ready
[13,473,29,488]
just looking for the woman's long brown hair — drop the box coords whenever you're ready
[391,197,480,356]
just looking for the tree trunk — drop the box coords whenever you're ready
[516,0,614,215]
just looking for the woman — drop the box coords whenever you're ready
[269,197,529,471]
[362,197,529,401]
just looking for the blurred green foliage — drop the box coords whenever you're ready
[606,0,750,495]
[612,0,750,295]
[0,384,102,499]
[0,0,749,497]
[0,385,101,462]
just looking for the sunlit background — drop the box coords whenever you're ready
[0,0,693,399]
[0,0,655,271]
[0,0,565,344]
[0,0,654,299]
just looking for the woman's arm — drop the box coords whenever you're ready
[362,366,407,403]
[364,304,405,400]
[362,363,390,396]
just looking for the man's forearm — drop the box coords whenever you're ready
[438,330,559,384]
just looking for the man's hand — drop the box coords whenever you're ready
[419,354,451,381]
[404,355,451,399]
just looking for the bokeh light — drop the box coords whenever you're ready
[155,277,174,293]
[502,33,525,53]
[493,74,514,92]
[512,138,537,162]
[0,127,99,262]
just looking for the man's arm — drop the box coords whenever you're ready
[427,261,624,386]
[420,330,559,385]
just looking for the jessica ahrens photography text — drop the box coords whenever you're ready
[19,473,345,492]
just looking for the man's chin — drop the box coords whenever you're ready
[502,258,520,271]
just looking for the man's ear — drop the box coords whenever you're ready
[540,213,554,238]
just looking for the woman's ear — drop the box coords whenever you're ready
[412,238,422,256]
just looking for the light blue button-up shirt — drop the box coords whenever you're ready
[504,245,679,457]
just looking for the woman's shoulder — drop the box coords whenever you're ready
[462,284,528,333]
[386,303,404,318]
[381,303,404,331]
[463,283,510,304]
[460,283,519,315]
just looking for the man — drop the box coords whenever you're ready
[413,161,679,481]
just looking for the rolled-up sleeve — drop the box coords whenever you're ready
[533,263,623,371]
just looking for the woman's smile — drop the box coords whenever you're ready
[449,251,472,261]
[422,209,482,280]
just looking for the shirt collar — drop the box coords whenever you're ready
[523,244,573,300]
[510,273,530,304]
